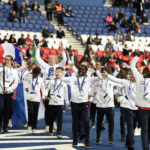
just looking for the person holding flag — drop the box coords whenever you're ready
[36,41,67,132]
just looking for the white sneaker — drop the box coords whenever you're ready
[32,129,36,134]
[134,127,138,136]
[27,126,32,134]
[45,125,49,132]
[8,119,12,128]
[137,128,141,136]
[23,123,28,127]
[53,122,57,132]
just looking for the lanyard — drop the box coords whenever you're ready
[48,67,54,77]
[128,81,135,95]
[32,77,38,90]
[144,79,150,92]
[77,77,86,93]
[54,79,62,93]
[6,68,11,79]
[101,78,108,92]
[21,70,26,81]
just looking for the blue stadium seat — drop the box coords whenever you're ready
[39,16,45,20]
[29,19,36,24]
[13,22,20,28]
[28,24,34,29]
[75,18,81,22]
[0,22,5,27]
[0,4,3,9]
[37,20,43,25]
[84,10,90,14]
[7,22,13,27]
[72,10,78,14]
[20,23,27,28]
[80,23,86,27]
[34,24,41,29]
[32,15,38,20]
[74,22,79,26]
[48,25,54,30]
[4,4,10,10]
[84,27,90,32]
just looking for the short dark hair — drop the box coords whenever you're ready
[5,55,13,61]
[56,67,64,71]
[103,66,112,74]
[32,66,41,75]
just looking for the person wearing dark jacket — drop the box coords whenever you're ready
[107,21,118,32]
[42,26,53,38]
[45,0,54,21]
[31,0,40,11]
[20,2,28,23]
[118,10,125,20]
[140,12,148,24]
[121,17,129,28]
[113,13,120,24]
[10,11,19,22]
[65,5,74,17]
[17,34,26,46]
[56,26,65,39]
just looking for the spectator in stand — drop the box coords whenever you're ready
[121,17,129,28]
[0,36,2,44]
[10,10,19,22]
[25,34,33,47]
[113,13,120,24]
[116,54,124,67]
[105,13,113,23]
[45,0,54,21]
[118,10,125,20]
[8,34,17,45]
[17,34,26,46]
[113,40,121,51]
[86,35,94,45]
[41,38,48,47]
[66,45,73,53]
[66,50,78,66]
[26,45,33,59]
[31,0,40,11]
[99,52,109,66]
[114,30,122,42]
[12,0,18,12]
[25,0,31,11]
[107,21,118,32]
[136,23,142,34]
[33,34,39,46]
[123,44,131,56]
[20,2,29,23]
[129,13,137,24]
[2,36,8,43]
[65,5,74,17]
[55,1,63,26]
[42,26,53,38]
[127,30,135,41]
[121,33,128,44]
[108,53,116,66]
[136,0,145,16]
[81,44,93,63]
[140,12,148,24]
[132,49,140,56]
[56,25,65,39]
[129,20,137,32]
[105,39,114,51]
[94,33,102,45]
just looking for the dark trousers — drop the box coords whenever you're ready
[139,109,150,150]
[9,98,14,119]
[97,107,114,139]
[46,10,53,21]
[27,100,40,129]
[0,93,13,129]
[120,107,126,136]
[133,109,141,128]
[90,102,97,124]
[123,108,135,147]
[44,100,49,126]
[57,13,63,25]
[48,105,63,135]
[71,102,89,141]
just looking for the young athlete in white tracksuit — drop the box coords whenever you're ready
[94,67,119,145]
[24,66,46,134]
[105,69,138,150]
[0,55,19,133]
[131,56,150,150]
[36,42,67,130]
[61,65,102,149]
[46,67,69,138]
